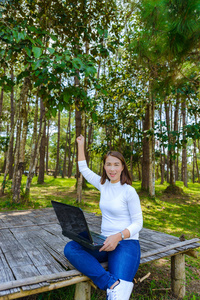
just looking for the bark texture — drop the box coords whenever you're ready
[38,99,46,184]
[12,77,30,202]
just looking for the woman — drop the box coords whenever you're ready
[64,135,143,300]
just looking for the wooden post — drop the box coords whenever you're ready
[74,282,91,300]
[171,254,186,298]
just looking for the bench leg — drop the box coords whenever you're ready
[74,281,91,300]
[171,254,186,298]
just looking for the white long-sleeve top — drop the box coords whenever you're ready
[78,160,143,240]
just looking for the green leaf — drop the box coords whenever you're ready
[18,31,26,41]
[25,47,31,57]
[49,34,58,41]
[102,89,108,96]
[85,65,96,76]
[13,30,18,40]
[95,84,101,90]
[31,60,42,70]
[65,54,70,61]
[91,112,98,122]
[51,108,57,117]
[63,93,70,102]
[58,103,64,111]
[0,49,5,57]
[47,47,55,54]
[72,57,83,69]
[32,47,42,58]
[27,36,36,45]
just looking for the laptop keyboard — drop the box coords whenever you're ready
[91,232,106,244]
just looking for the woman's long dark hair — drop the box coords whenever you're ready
[100,151,132,185]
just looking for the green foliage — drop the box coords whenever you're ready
[0,0,119,117]
[0,136,9,152]
[166,0,200,56]
[185,123,200,140]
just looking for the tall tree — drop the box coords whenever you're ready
[38,99,46,184]
[181,99,188,187]
[12,77,30,202]
[8,66,14,179]
[54,110,60,178]
[25,95,46,197]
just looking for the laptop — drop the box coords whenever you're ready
[51,200,107,250]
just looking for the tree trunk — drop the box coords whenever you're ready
[159,103,165,184]
[38,99,46,184]
[1,109,19,195]
[142,104,150,191]
[54,110,60,178]
[25,98,45,197]
[192,147,195,183]
[76,103,83,203]
[25,95,38,196]
[12,77,30,202]
[193,139,200,183]
[8,66,14,179]
[130,136,134,180]
[0,86,3,131]
[86,121,93,166]
[149,88,155,197]
[62,111,71,178]
[165,101,175,186]
[166,149,169,183]
[12,117,21,197]
[68,141,75,178]
[174,94,180,181]
[67,110,72,177]
[0,66,6,132]
[75,72,83,203]
[181,99,188,187]
[176,153,179,181]
[141,85,155,197]
[46,119,50,175]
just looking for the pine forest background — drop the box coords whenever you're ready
[0,0,200,203]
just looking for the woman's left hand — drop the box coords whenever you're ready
[99,233,121,252]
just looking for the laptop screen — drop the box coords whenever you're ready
[51,201,92,243]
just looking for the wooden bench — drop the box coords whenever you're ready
[0,208,199,300]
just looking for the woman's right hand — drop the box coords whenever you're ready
[76,134,84,146]
[77,135,86,161]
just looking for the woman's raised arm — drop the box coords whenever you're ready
[76,134,86,161]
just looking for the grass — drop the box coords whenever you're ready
[0,175,200,299]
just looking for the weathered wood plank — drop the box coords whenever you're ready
[40,241,74,270]
[0,274,90,300]
[0,270,85,291]
[140,242,200,263]
[0,268,20,296]
[0,248,10,270]
[0,228,16,240]
[37,263,65,277]
[12,264,47,291]
[3,250,33,268]
[141,238,200,259]
[139,229,179,245]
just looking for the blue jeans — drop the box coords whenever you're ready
[64,240,140,291]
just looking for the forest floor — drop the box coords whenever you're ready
[0,175,199,299]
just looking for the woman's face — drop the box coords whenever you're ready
[104,155,124,184]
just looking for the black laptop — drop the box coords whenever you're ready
[51,201,107,250]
